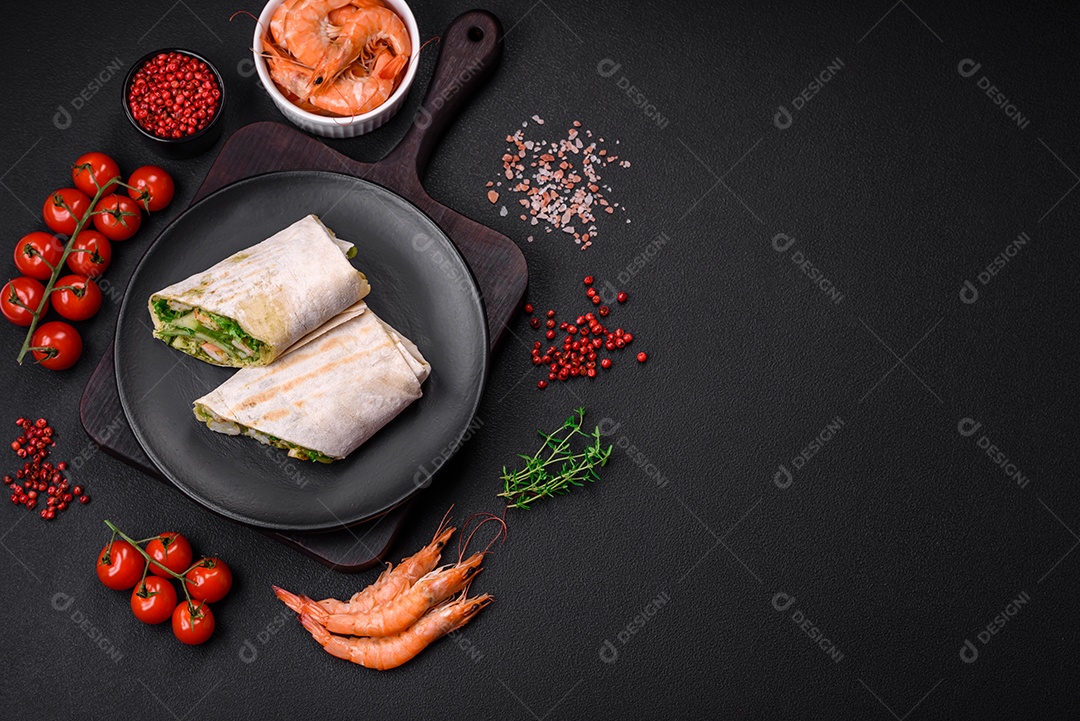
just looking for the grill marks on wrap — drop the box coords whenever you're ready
[194,310,428,459]
[236,329,384,410]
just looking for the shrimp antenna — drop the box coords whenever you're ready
[230,7,276,48]
[228,10,261,24]
[233,8,299,71]
[432,505,454,543]
[418,35,441,53]
[456,510,508,563]
[253,48,310,72]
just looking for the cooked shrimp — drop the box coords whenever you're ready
[299,593,493,670]
[332,515,453,613]
[270,0,302,46]
[307,55,406,116]
[273,515,454,616]
[279,0,354,68]
[305,5,411,95]
[274,0,385,50]
[192,309,218,330]
[262,28,397,114]
[231,338,254,358]
[300,552,484,637]
[261,0,411,113]
[326,0,383,26]
[200,342,229,364]
[262,33,316,100]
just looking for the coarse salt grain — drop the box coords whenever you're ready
[486,116,629,249]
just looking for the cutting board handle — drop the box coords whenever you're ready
[378,10,504,184]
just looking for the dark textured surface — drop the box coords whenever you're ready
[2,1,1079,719]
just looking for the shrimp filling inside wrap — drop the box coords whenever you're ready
[149,214,369,367]
[193,304,430,462]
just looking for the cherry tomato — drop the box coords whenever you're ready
[13,232,65,281]
[184,558,232,603]
[72,152,121,197]
[51,274,102,322]
[30,321,82,371]
[172,601,215,645]
[147,532,194,578]
[127,166,175,212]
[43,188,91,237]
[92,195,141,241]
[66,230,111,278]
[96,539,146,590]
[131,576,178,625]
[1,277,49,327]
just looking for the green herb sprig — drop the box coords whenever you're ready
[499,407,612,510]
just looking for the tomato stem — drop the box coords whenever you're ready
[102,520,194,586]
[138,556,150,588]
[25,346,58,359]
[103,529,117,565]
[113,180,140,193]
[50,284,82,296]
[8,291,34,313]
[52,195,75,215]
[24,245,56,271]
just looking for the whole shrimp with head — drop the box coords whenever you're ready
[274,510,501,671]
[283,551,485,637]
[301,592,493,670]
[263,0,411,116]
[274,513,455,616]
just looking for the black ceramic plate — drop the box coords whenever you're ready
[115,171,488,531]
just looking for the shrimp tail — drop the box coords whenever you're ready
[300,612,331,645]
[300,612,362,665]
[371,50,407,81]
[272,585,305,614]
[298,594,330,624]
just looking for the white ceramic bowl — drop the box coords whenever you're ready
[253,0,420,138]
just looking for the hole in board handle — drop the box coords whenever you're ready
[467,26,484,41]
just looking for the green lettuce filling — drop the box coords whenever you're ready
[152,298,181,322]
[153,301,266,365]
[194,406,335,463]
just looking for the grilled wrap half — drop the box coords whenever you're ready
[192,304,430,462]
[149,215,369,367]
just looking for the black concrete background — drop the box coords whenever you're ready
[1,1,1078,719]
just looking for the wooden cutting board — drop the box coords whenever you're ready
[79,10,526,571]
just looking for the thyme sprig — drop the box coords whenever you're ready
[498,407,612,510]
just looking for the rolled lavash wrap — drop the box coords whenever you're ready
[193,303,430,462]
[149,215,370,367]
